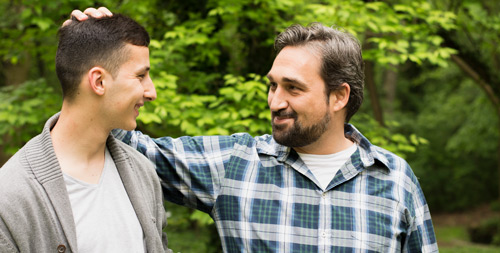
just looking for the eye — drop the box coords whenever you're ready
[137,74,146,79]
[288,85,300,91]
[269,82,277,90]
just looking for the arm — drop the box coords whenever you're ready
[113,129,236,213]
[403,179,438,253]
[0,217,18,253]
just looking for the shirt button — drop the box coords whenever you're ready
[57,245,66,252]
[322,192,327,198]
[321,231,327,237]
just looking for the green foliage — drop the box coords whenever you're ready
[351,114,428,159]
[137,72,270,137]
[449,0,500,87]
[164,202,221,252]
[0,79,60,154]
[293,0,457,67]
[404,64,498,211]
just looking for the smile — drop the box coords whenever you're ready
[134,103,143,116]
[273,116,294,125]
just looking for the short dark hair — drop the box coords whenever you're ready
[56,14,150,100]
[274,23,364,122]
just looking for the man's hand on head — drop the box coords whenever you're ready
[62,7,113,26]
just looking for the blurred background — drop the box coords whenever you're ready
[1,0,499,251]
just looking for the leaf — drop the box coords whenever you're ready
[32,17,52,31]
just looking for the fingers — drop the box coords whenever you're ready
[62,19,73,27]
[61,9,86,26]
[62,7,113,27]
[71,9,88,21]
[83,7,112,18]
[97,7,113,17]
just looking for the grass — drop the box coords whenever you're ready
[436,225,500,253]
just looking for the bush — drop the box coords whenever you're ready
[468,217,500,245]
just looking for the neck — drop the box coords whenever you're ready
[293,122,353,155]
[51,102,109,183]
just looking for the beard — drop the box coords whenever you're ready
[271,109,331,147]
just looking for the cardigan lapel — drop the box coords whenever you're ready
[25,113,78,252]
[106,136,157,250]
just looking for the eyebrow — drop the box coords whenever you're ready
[137,66,150,73]
[267,74,307,87]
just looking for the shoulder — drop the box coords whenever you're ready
[347,124,421,193]
[178,132,268,152]
[366,145,425,208]
[112,137,155,170]
[364,143,419,186]
[371,145,411,171]
[0,148,42,213]
[228,133,271,146]
[229,133,282,156]
[346,124,413,173]
[0,148,32,189]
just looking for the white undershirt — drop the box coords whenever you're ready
[63,148,145,253]
[298,144,357,191]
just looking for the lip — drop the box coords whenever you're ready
[134,103,144,117]
[273,116,294,125]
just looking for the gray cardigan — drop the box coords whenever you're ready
[0,114,169,252]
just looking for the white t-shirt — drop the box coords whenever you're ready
[298,144,357,191]
[63,148,145,253]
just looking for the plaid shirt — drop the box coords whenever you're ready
[113,124,438,252]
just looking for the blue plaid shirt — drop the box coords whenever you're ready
[113,124,438,252]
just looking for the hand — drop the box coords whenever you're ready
[62,7,113,26]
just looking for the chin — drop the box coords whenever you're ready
[121,122,137,131]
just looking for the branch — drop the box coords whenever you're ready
[451,54,500,115]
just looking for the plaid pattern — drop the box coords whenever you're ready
[113,124,438,252]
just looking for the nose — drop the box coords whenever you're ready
[268,85,288,112]
[144,76,157,101]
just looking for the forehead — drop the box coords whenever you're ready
[267,46,323,85]
[118,44,150,71]
[123,44,149,62]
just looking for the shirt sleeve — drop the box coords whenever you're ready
[112,129,237,213]
[403,176,438,253]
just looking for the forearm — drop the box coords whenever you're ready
[112,129,228,212]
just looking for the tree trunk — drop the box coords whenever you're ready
[1,55,31,87]
[383,65,398,116]
[494,111,500,202]
[0,55,31,166]
[364,60,385,126]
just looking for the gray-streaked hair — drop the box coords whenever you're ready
[274,23,364,122]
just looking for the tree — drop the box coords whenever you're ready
[433,0,500,199]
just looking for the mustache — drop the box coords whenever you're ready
[272,109,297,119]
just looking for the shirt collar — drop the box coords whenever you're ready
[256,123,391,171]
[344,123,391,171]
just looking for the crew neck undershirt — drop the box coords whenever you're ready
[297,144,357,191]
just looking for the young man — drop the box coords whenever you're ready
[0,15,169,252]
[73,8,438,252]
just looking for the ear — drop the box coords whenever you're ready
[329,82,350,112]
[87,67,107,96]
